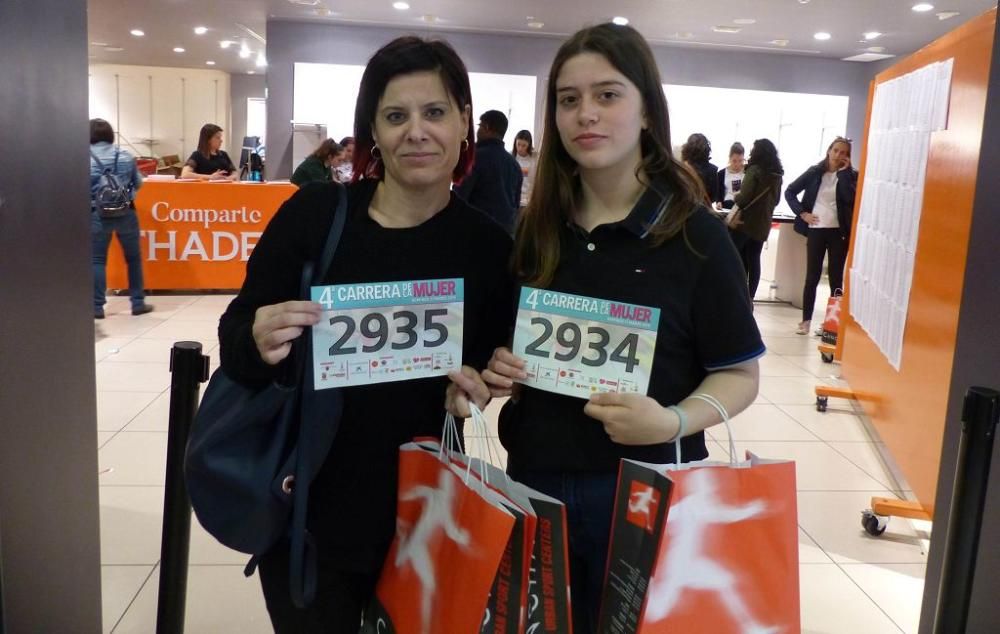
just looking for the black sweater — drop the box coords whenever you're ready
[219,179,513,572]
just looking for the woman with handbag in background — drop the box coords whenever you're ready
[218,36,513,633]
[784,137,858,335]
[727,138,784,301]
[450,23,764,633]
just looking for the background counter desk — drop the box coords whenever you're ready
[106,181,298,291]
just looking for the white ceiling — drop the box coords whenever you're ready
[87,0,997,74]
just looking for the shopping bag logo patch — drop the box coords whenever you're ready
[646,468,780,633]
[626,481,661,533]
[394,468,472,634]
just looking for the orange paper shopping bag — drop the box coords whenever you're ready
[363,444,516,634]
[599,396,799,634]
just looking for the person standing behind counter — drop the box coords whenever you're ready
[181,124,239,181]
[291,139,344,186]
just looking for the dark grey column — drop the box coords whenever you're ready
[919,14,1000,633]
[0,1,102,632]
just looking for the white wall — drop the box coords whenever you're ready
[88,64,232,160]
[292,62,537,151]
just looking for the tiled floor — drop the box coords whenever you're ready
[94,291,930,633]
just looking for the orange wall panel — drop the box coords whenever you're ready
[839,9,996,511]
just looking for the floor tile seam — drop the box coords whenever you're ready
[823,440,905,493]
[109,562,159,634]
[830,558,909,633]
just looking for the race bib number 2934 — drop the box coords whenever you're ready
[512,287,659,399]
[310,279,463,390]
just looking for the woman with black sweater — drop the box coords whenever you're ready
[784,137,858,335]
[218,37,512,633]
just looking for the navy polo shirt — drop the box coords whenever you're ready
[499,180,765,474]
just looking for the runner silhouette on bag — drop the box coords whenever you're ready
[394,469,471,634]
[646,469,779,634]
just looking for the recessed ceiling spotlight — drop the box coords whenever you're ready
[527,21,545,29]
[937,11,960,20]
[220,40,233,49]
[798,0,810,3]
[173,47,185,53]
[91,41,109,47]
[106,47,125,52]
[864,31,882,40]
[712,25,742,34]
[814,32,832,41]
[771,39,790,46]
[256,51,267,68]
[206,60,216,65]
[912,3,934,12]
[130,29,145,37]
[421,14,439,23]
[194,26,208,35]
[248,70,256,75]
[239,46,251,59]
[612,16,629,26]
[733,18,757,25]
[867,46,887,53]
[392,1,410,10]
[675,31,695,39]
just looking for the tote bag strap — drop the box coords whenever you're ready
[288,182,348,608]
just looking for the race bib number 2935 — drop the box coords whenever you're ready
[512,287,659,399]
[310,279,463,390]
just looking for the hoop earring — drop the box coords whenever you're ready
[461,139,470,152]
[371,144,382,161]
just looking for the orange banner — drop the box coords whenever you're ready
[106,181,298,290]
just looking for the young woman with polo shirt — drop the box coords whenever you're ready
[219,37,512,632]
[449,23,764,634]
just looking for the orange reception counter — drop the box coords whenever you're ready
[106,181,298,290]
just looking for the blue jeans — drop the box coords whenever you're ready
[512,471,618,634]
[91,210,145,310]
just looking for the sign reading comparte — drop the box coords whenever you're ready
[512,287,660,399]
[311,278,464,389]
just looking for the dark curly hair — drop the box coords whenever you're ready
[681,133,711,164]
[747,138,784,174]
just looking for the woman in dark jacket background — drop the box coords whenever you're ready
[291,138,345,186]
[681,132,720,204]
[730,138,783,300]
[784,136,858,335]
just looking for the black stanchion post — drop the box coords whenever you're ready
[933,386,1000,634]
[156,342,209,634]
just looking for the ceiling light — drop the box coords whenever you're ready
[912,3,934,12]
[814,32,832,41]
[392,1,410,10]
[130,29,144,37]
[194,26,208,35]
[771,39,790,47]
[248,71,256,75]
[675,32,695,39]
[106,47,124,52]
[713,25,742,34]
[733,18,757,25]
[173,47,185,53]
[864,31,882,40]
[206,60,216,65]
[287,0,321,5]
[421,14,439,23]
[527,21,544,29]
[937,11,960,20]
[91,41,109,47]
[239,46,251,59]
[220,40,233,49]
[256,51,267,67]
[867,46,887,53]
[612,16,629,26]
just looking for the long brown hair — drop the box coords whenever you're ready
[513,23,704,287]
[196,123,223,158]
[815,136,852,171]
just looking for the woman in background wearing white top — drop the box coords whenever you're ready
[511,129,536,210]
[715,142,745,210]
[784,137,858,335]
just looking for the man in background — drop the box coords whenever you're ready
[454,110,522,235]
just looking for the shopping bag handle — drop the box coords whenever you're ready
[676,393,739,468]
[440,410,492,492]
